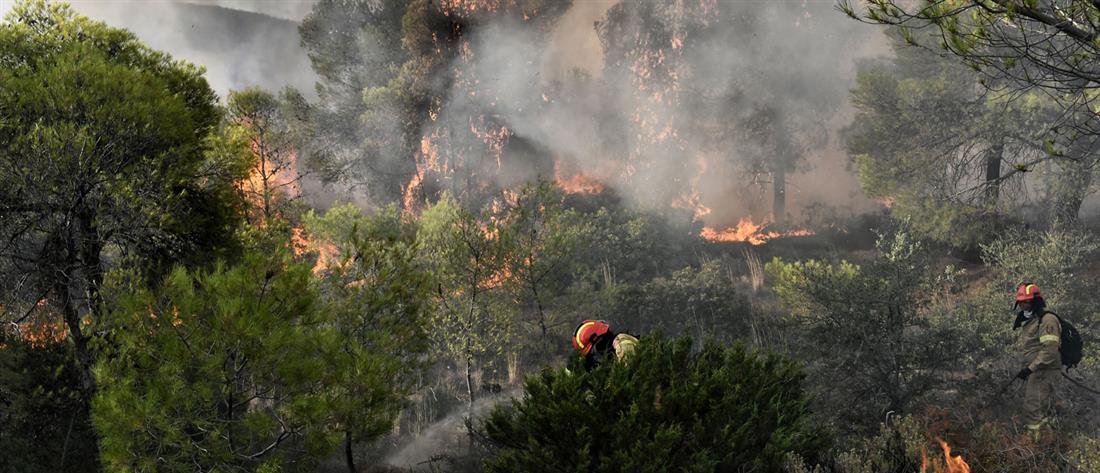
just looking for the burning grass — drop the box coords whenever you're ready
[700,217,815,245]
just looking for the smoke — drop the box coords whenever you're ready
[22,0,896,225]
[54,0,319,99]
[381,393,512,469]
[416,0,889,226]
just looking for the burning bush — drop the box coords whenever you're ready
[481,336,828,472]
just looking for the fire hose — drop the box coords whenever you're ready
[1062,371,1100,397]
[988,371,1100,404]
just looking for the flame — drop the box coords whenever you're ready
[700,217,815,245]
[290,227,341,275]
[479,266,512,290]
[235,120,301,223]
[921,438,971,473]
[554,161,605,194]
[403,134,444,214]
[440,0,506,16]
[468,120,510,169]
[671,156,711,219]
[2,299,70,348]
[20,319,68,348]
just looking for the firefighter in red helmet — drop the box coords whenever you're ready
[1012,283,1061,440]
[572,320,638,370]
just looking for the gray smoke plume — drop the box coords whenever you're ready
[419,0,890,225]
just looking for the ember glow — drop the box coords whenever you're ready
[921,438,971,473]
[700,217,815,245]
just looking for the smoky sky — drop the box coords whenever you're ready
[17,0,322,99]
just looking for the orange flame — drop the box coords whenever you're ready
[1,299,71,348]
[700,217,815,245]
[236,128,301,224]
[20,319,68,348]
[921,438,971,473]
[403,135,445,214]
[554,161,605,194]
[291,227,341,275]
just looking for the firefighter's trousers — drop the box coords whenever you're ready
[1022,368,1060,430]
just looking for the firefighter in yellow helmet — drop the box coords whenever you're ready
[1012,283,1061,440]
[572,320,638,370]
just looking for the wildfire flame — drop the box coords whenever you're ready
[554,160,605,194]
[921,438,971,473]
[19,319,68,348]
[700,217,815,245]
[2,300,71,348]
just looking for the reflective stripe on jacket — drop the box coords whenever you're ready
[1019,312,1061,372]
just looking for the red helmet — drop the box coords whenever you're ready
[1016,283,1041,302]
[573,320,610,355]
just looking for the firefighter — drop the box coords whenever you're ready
[1012,283,1061,440]
[572,320,638,370]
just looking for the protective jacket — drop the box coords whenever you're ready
[611,333,639,360]
[583,332,639,370]
[1018,312,1062,372]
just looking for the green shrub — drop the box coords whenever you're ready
[481,336,828,473]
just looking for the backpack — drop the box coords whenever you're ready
[1043,312,1084,369]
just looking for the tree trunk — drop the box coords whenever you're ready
[345,430,357,473]
[464,352,476,452]
[984,141,1003,205]
[61,213,103,399]
[532,282,550,363]
[772,166,786,224]
[59,280,96,396]
[1053,159,1091,224]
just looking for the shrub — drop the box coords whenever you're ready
[481,336,828,473]
[767,227,968,433]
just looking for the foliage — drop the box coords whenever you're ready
[481,336,828,473]
[609,261,748,343]
[416,193,516,411]
[598,1,867,221]
[226,87,311,224]
[93,249,341,471]
[767,225,968,433]
[300,0,568,203]
[0,338,98,473]
[0,0,247,396]
[844,29,1069,247]
[306,203,433,448]
[980,225,1099,315]
[842,0,1100,146]
[494,182,594,360]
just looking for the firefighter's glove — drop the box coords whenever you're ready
[1016,367,1032,380]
